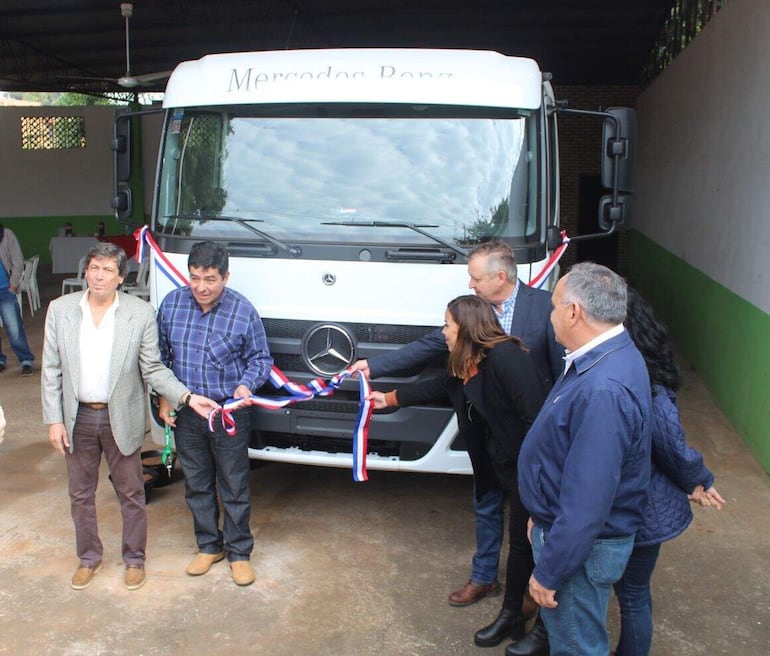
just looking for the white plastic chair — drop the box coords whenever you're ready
[61,256,87,295]
[30,254,41,311]
[122,256,148,290]
[17,256,40,316]
[123,256,150,300]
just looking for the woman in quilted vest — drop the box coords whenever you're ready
[613,288,725,656]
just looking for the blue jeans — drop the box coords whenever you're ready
[0,289,34,368]
[532,525,634,656]
[471,488,504,584]
[174,406,253,561]
[613,542,662,656]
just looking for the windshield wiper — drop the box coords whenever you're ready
[163,214,301,257]
[322,220,468,259]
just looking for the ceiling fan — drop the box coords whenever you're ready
[114,2,171,88]
[62,3,171,90]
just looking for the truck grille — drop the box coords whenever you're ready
[262,318,437,344]
[262,318,441,416]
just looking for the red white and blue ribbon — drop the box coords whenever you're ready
[207,370,373,482]
[133,226,189,288]
[134,226,372,482]
[528,230,570,289]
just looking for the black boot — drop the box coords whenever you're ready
[505,615,548,656]
[474,607,525,648]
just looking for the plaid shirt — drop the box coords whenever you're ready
[157,286,272,401]
[494,279,520,335]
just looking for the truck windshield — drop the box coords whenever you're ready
[156,105,539,249]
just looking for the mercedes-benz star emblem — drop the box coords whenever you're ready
[301,323,356,376]
[322,273,336,286]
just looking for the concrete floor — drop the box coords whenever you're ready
[1,267,768,656]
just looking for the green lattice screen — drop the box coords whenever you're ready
[20,115,86,150]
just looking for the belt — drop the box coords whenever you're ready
[80,402,108,410]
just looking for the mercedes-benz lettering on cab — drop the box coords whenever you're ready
[127,49,563,475]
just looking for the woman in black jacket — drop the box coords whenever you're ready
[370,294,548,649]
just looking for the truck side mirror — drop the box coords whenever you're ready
[111,183,133,221]
[112,109,136,223]
[602,107,636,193]
[555,104,637,242]
[598,193,632,231]
[112,114,132,183]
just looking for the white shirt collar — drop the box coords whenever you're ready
[563,324,625,373]
[79,289,121,312]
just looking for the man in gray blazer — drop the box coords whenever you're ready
[42,243,217,591]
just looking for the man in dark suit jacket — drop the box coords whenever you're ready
[358,282,561,387]
[352,240,563,614]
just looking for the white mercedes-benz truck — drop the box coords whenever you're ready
[112,48,634,476]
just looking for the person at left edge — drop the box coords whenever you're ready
[0,224,35,376]
[157,241,273,587]
[42,242,218,591]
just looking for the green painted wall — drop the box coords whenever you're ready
[0,216,127,266]
[626,230,770,474]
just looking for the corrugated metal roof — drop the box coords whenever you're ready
[0,0,674,93]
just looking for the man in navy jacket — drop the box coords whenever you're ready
[517,262,652,656]
[352,240,563,612]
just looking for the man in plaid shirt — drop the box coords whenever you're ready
[158,241,272,586]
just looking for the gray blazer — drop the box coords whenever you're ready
[41,291,188,456]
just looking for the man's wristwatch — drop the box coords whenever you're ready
[181,392,192,407]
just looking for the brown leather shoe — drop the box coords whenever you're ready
[124,565,146,590]
[448,580,501,607]
[186,552,225,576]
[230,560,255,586]
[71,562,102,590]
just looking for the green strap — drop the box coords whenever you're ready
[162,422,174,473]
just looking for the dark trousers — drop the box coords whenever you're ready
[174,406,253,561]
[502,485,535,612]
[65,406,146,567]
